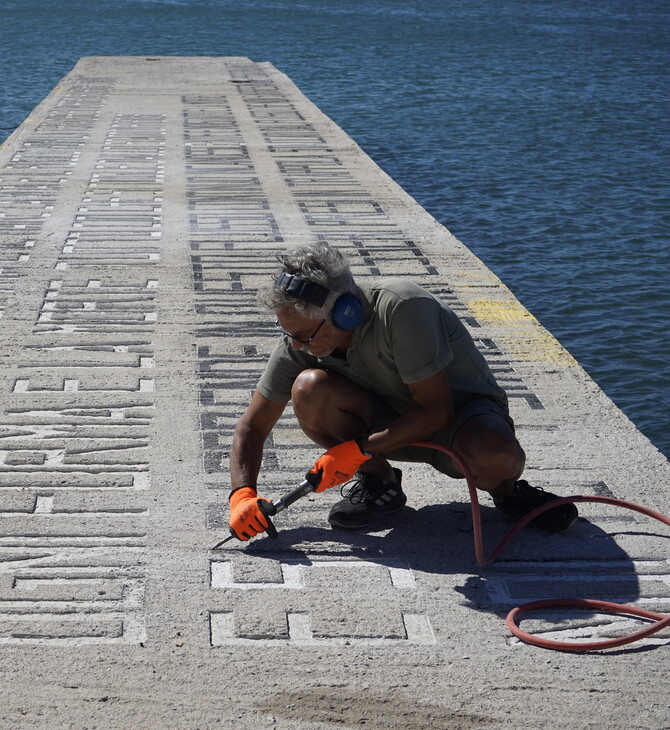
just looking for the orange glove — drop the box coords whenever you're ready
[229,487,277,541]
[308,440,372,493]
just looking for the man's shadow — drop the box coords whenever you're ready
[240,500,669,647]
[244,500,483,573]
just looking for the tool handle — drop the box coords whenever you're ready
[212,479,316,549]
[258,499,278,539]
[270,479,315,514]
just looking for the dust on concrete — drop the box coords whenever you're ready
[259,688,495,729]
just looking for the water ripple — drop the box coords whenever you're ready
[0,0,668,457]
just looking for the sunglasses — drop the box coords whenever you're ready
[275,318,326,346]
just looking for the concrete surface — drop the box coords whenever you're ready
[0,57,668,730]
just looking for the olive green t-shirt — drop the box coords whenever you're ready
[257,278,507,415]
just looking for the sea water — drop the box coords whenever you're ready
[1,0,668,457]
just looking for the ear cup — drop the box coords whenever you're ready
[276,272,362,330]
[330,294,363,330]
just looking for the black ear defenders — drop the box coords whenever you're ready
[275,273,364,331]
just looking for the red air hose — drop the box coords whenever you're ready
[412,440,670,651]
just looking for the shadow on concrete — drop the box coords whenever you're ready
[245,501,483,576]
[239,500,670,645]
[246,500,643,573]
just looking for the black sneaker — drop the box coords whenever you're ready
[328,468,406,529]
[493,480,578,533]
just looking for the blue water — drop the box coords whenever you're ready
[2,0,669,458]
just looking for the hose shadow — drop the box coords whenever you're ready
[246,500,643,577]
[241,501,670,648]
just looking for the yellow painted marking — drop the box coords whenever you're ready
[500,330,579,366]
[468,298,536,324]
[464,298,578,367]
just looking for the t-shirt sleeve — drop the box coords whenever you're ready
[388,296,454,384]
[256,339,315,402]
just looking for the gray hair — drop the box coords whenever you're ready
[258,243,359,319]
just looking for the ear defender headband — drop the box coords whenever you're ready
[275,272,363,331]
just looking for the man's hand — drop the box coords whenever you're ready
[229,487,277,541]
[308,440,372,493]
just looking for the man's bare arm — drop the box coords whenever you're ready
[229,390,287,491]
[360,369,454,455]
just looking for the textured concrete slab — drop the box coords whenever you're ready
[0,56,668,729]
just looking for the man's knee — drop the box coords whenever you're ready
[291,368,329,407]
[290,369,373,444]
[292,369,373,427]
[454,416,524,477]
[484,430,524,476]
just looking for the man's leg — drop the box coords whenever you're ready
[451,414,525,498]
[290,368,396,483]
[292,368,405,529]
[451,413,578,532]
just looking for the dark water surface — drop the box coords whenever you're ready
[1,0,669,457]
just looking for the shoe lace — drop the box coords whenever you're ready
[339,475,372,505]
[515,481,547,500]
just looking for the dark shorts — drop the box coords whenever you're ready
[368,395,515,479]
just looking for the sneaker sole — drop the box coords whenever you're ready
[495,502,579,534]
[328,498,407,530]
[549,510,579,534]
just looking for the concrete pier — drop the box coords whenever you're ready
[0,57,668,729]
